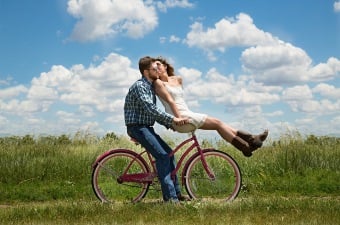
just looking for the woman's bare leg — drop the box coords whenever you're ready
[199,117,237,143]
[199,116,267,157]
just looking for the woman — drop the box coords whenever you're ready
[153,57,268,157]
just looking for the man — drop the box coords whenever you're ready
[124,56,188,202]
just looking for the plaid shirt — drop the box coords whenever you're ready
[124,77,173,127]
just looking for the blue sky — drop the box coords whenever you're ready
[0,0,339,140]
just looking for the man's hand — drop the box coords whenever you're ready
[173,117,189,126]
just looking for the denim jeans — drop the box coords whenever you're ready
[127,125,180,201]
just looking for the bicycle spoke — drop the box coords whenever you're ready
[92,150,150,203]
[184,150,241,201]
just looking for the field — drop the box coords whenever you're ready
[0,132,339,225]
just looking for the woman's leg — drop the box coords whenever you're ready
[199,117,236,142]
[200,117,252,156]
[199,116,268,157]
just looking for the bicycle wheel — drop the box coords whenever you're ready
[92,149,150,203]
[184,149,242,201]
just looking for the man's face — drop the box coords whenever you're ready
[145,62,159,81]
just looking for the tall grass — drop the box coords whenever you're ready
[0,132,339,202]
[0,132,339,224]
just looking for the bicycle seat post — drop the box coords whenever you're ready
[190,130,200,147]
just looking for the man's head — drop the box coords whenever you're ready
[139,56,159,81]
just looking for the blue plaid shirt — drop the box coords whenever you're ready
[124,77,174,127]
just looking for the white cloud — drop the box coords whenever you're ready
[308,57,340,81]
[169,35,181,43]
[265,110,284,117]
[180,67,280,106]
[67,0,158,41]
[178,67,202,83]
[157,0,194,12]
[78,105,95,117]
[0,53,138,121]
[241,43,312,84]
[282,85,340,115]
[282,85,313,101]
[184,13,278,55]
[312,83,340,99]
[334,1,340,12]
[27,86,58,101]
[0,85,28,99]
[184,13,340,85]
[290,99,340,114]
[0,99,49,114]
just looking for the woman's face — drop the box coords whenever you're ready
[155,61,167,76]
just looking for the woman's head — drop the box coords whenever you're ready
[155,57,175,77]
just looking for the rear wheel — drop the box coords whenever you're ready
[184,150,241,201]
[92,149,150,203]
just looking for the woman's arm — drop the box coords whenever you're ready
[153,79,182,118]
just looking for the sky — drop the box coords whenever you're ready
[0,0,339,141]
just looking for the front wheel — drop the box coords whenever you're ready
[184,149,242,201]
[92,149,150,203]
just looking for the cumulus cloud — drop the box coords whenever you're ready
[169,35,181,43]
[156,0,194,12]
[0,53,138,116]
[179,67,280,107]
[184,13,278,56]
[282,84,340,115]
[282,85,313,101]
[241,43,312,84]
[183,13,340,85]
[312,83,340,99]
[178,67,202,83]
[0,85,28,99]
[67,0,158,41]
[334,1,340,12]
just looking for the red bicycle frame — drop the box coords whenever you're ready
[116,132,215,184]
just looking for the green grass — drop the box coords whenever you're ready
[1,197,339,225]
[0,132,339,224]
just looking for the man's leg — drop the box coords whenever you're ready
[127,126,178,201]
[153,132,181,196]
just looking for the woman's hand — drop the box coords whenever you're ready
[173,117,189,126]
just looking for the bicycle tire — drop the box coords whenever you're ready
[91,149,150,203]
[183,149,242,201]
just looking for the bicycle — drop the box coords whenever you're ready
[91,131,242,203]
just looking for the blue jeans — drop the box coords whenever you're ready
[127,125,180,201]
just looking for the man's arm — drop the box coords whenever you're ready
[134,81,174,127]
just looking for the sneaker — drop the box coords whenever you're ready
[177,194,191,201]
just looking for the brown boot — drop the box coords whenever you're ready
[258,129,269,142]
[231,136,252,157]
[237,129,269,150]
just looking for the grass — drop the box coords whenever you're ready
[1,197,339,225]
[0,132,339,224]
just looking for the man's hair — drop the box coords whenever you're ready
[155,57,175,77]
[139,56,155,75]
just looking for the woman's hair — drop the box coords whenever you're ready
[138,56,154,75]
[156,57,175,77]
